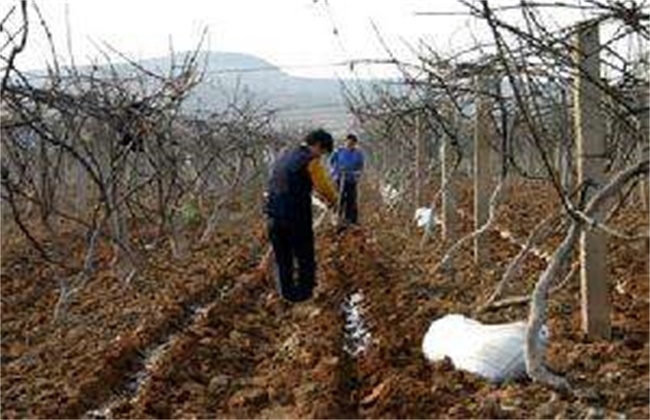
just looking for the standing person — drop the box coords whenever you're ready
[330,133,364,224]
[265,129,339,303]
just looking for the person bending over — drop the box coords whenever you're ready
[265,129,338,302]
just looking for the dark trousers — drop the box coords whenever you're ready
[338,179,359,224]
[267,218,315,302]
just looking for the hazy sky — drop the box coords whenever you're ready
[6,1,641,79]
[10,0,478,78]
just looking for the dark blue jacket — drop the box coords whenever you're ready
[266,146,315,223]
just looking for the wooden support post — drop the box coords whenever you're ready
[441,103,457,242]
[474,74,492,266]
[574,21,610,339]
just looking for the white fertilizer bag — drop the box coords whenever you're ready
[311,195,328,211]
[311,196,330,228]
[422,314,549,382]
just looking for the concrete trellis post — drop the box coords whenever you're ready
[474,73,492,265]
[637,82,649,210]
[574,21,610,339]
[558,87,573,193]
[441,102,458,242]
[414,114,426,208]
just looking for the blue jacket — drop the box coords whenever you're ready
[330,147,364,183]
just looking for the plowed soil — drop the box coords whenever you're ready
[2,178,648,418]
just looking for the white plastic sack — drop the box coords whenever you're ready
[422,314,549,382]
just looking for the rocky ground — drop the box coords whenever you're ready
[1,178,648,418]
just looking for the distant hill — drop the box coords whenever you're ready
[22,51,387,133]
[22,51,388,133]
[138,51,367,133]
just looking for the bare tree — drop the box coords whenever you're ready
[1,11,281,320]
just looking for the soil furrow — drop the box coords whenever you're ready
[63,244,262,418]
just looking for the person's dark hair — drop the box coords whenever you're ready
[304,128,334,154]
[346,133,358,143]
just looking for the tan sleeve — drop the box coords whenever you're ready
[308,159,338,206]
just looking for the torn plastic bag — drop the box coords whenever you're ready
[414,207,440,228]
[422,314,549,382]
[380,183,400,207]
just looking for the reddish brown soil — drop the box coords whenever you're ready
[1,179,648,418]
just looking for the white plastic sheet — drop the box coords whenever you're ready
[341,291,371,356]
[422,314,549,382]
